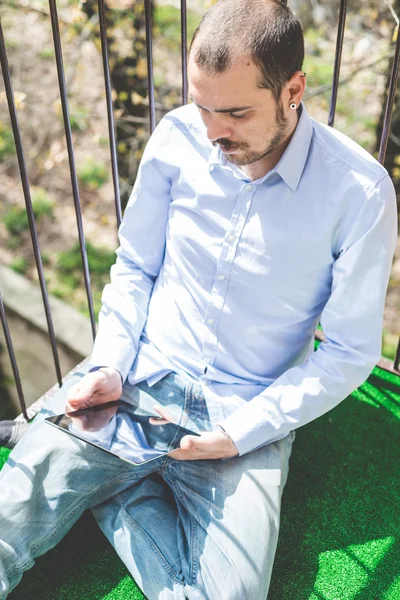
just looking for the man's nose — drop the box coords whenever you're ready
[205,113,231,142]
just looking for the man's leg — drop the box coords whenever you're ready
[92,472,188,600]
[163,434,294,600]
[91,373,199,600]
[93,377,295,600]
[0,369,163,599]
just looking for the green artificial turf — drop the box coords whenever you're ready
[2,365,400,600]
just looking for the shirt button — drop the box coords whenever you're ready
[207,318,214,325]
[245,184,252,191]
[204,357,211,363]
[228,234,235,242]
[218,274,225,280]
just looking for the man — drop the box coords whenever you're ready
[0,0,397,598]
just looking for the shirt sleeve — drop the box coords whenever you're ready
[90,119,173,381]
[220,175,398,456]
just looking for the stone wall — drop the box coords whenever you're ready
[0,266,93,418]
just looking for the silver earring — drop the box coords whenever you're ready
[290,102,297,110]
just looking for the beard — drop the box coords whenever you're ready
[213,100,289,167]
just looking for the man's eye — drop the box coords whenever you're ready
[229,112,247,119]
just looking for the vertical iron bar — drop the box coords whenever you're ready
[144,0,156,132]
[378,27,400,372]
[328,0,348,127]
[0,19,63,389]
[378,26,400,164]
[181,0,188,104]
[98,0,122,229]
[48,0,96,339]
[394,339,400,371]
[0,290,29,421]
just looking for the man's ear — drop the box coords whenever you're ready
[286,70,306,108]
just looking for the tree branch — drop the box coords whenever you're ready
[304,50,395,100]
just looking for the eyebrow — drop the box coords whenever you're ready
[190,97,252,113]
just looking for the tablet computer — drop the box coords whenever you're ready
[45,400,200,466]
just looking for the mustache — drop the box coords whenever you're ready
[212,138,246,150]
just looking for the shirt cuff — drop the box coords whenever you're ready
[89,366,123,384]
[218,402,287,456]
[90,340,136,383]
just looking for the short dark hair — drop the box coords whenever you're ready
[190,0,304,102]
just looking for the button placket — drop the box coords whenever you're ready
[201,183,256,368]
[224,184,255,263]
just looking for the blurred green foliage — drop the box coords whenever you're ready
[77,158,108,190]
[303,54,333,88]
[39,47,55,60]
[69,105,89,132]
[31,187,54,218]
[4,207,29,235]
[0,121,15,160]
[41,252,51,266]
[10,257,29,275]
[153,5,199,51]
[54,241,116,316]
[4,188,54,235]
[57,241,115,274]
[382,331,398,361]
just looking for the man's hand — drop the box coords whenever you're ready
[65,367,122,412]
[171,429,239,460]
[150,405,239,460]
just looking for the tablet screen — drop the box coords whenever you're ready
[45,401,200,465]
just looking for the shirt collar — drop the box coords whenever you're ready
[273,103,313,192]
[208,102,313,191]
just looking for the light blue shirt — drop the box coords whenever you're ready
[91,103,398,456]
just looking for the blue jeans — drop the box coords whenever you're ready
[0,367,294,599]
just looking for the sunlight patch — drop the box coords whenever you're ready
[383,574,400,600]
[309,537,395,600]
[353,381,400,420]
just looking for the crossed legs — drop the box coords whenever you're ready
[0,370,294,599]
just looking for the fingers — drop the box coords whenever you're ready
[149,417,169,425]
[65,368,123,413]
[67,375,97,407]
[151,405,177,424]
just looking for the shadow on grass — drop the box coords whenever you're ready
[268,370,400,600]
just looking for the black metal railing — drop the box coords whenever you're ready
[0,0,399,419]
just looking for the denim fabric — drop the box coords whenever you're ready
[0,366,294,600]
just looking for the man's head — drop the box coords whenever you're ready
[188,0,306,175]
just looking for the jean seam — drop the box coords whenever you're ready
[167,476,199,588]
[115,494,185,586]
[2,556,35,594]
[190,515,198,587]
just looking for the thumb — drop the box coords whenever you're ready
[67,374,98,405]
[180,435,196,451]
